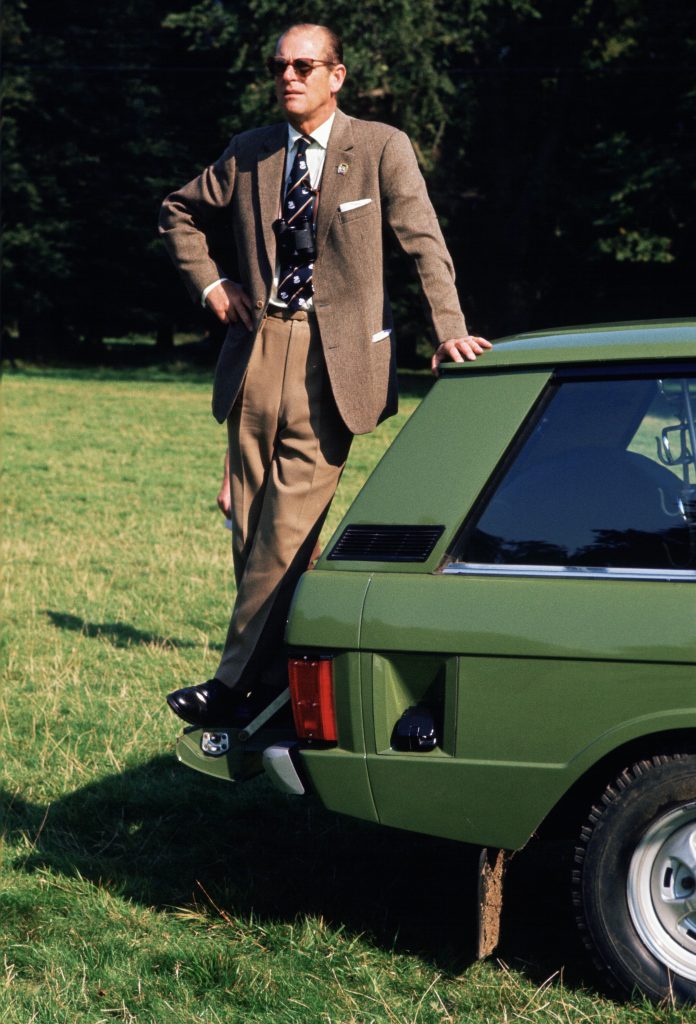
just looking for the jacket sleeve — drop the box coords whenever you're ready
[379,129,467,344]
[158,138,237,303]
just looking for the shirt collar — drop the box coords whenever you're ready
[287,111,336,151]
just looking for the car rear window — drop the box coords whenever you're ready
[453,372,696,574]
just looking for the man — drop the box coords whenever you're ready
[160,23,490,728]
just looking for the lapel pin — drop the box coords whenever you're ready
[337,162,349,176]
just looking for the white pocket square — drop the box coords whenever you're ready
[339,198,372,212]
[371,329,392,343]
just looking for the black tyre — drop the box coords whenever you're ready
[574,754,696,1004]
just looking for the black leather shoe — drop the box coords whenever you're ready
[166,678,249,727]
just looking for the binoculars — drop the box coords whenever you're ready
[273,217,316,262]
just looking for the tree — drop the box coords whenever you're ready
[3,0,693,361]
[3,0,203,357]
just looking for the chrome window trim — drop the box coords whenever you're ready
[441,562,696,582]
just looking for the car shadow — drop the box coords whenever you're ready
[1,755,479,971]
[1,756,598,989]
[496,837,600,994]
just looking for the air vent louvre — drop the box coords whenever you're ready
[327,524,445,563]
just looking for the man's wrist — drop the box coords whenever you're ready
[201,278,230,307]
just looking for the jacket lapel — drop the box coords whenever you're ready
[315,109,354,257]
[257,123,287,277]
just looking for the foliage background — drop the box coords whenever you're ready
[3,0,695,365]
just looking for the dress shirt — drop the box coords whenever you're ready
[201,113,335,310]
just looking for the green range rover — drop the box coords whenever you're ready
[177,319,696,1004]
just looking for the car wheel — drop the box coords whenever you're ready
[573,754,696,1004]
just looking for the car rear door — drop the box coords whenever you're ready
[360,365,696,850]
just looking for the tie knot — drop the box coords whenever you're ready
[296,136,311,154]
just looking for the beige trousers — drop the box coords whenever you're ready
[215,309,352,690]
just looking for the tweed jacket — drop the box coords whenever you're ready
[159,108,467,435]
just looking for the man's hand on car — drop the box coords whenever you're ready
[432,335,492,375]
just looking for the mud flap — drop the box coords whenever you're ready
[476,847,507,960]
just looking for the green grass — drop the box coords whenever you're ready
[1,365,694,1022]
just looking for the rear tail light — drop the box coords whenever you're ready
[288,656,337,741]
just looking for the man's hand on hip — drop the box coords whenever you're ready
[431,335,492,376]
[206,281,253,330]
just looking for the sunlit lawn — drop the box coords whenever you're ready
[1,363,691,1022]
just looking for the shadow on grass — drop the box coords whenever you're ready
[0,755,595,989]
[1,756,479,971]
[496,838,596,993]
[45,611,203,650]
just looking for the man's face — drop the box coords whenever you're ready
[274,27,345,132]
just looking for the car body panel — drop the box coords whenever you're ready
[288,322,696,849]
[360,574,696,663]
[285,571,371,649]
[291,572,696,848]
[298,747,377,822]
[316,370,551,573]
[363,654,696,847]
[449,320,696,374]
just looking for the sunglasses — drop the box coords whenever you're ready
[266,56,335,78]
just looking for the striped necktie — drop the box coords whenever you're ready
[278,137,315,311]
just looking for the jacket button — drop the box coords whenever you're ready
[255,300,263,309]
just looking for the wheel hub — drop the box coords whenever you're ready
[628,802,696,980]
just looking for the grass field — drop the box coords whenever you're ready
[1,364,692,1023]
